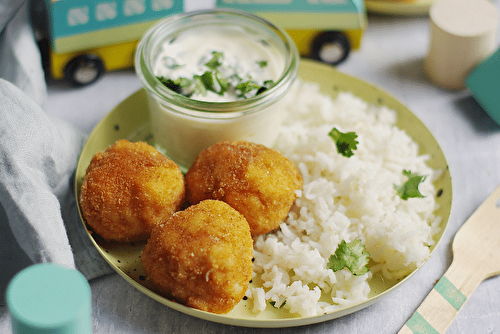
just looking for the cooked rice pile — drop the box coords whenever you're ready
[247,80,442,317]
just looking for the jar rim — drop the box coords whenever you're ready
[134,8,299,118]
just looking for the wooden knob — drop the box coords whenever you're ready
[424,0,498,90]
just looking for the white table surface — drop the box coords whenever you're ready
[2,0,500,333]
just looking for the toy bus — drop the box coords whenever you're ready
[43,0,184,86]
[216,0,367,66]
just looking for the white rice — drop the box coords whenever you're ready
[247,79,442,317]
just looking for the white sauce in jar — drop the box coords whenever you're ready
[153,25,284,102]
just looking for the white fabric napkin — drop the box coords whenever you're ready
[0,79,113,277]
[0,0,113,303]
[0,0,46,107]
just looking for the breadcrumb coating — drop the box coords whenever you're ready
[79,139,185,242]
[141,200,253,314]
[185,141,303,236]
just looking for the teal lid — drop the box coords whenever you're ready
[6,264,92,334]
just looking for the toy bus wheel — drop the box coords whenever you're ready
[311,31,351,66]
[64,54,105,86]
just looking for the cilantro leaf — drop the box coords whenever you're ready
[270,300,285,309]
[192,75,206,96]
[256,60,268,68]
[156,76,192,95]
[328,128,358,157]
[327,239,370,276]
[255,80,274,96]
[236,79,274,98]
[197,71,228,96]
[394,170,427,200]
[236,80,261,98]
[157,50,273,99]
[205,51,224,70]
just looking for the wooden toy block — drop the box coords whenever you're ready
[424,0,498,90]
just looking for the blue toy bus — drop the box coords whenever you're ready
[43,0,184,86]
[216,0,367,66]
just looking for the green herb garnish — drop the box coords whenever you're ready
[236,80,261,97]
[270,300,285,309]
[157,76,192,95]
[156,51,274,99]
[197,71,228,96]
[327,239,370,276]
[205,51,224,70]
[328,128,358,157]
[256,60,268,68]
[394,170,427,200]
[192,75,206,96]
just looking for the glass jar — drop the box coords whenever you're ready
[135,9,299,171]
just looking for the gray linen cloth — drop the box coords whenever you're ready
[0,0,113,303]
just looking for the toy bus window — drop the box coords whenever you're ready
[96,2,117,21]
[124,0,146,16]
[67,6,89,26]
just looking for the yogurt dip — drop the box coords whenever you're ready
[135,10,299,171]
[153,25,283,102]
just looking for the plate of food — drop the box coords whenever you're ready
[74,59,452,328]
[365,0,435,16]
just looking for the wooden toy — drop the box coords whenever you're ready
[215,0,367,66]
[424,0,498,90]
[466,48,500,125]
[43,0,184,86]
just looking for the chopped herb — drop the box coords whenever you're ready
[205,51,224,70]
[328,128,358,157]
[236,80,261,97]
[270,300,285,308]
[199,71,217,92]
[156,50,274,99]
[394,170,427,200]
[200,71,221,93]
[256,60,268,68]
[192,76,206,96]
[262,80,274,90]
[236,79,274,98]
[255,86,268,95]
[255,80,274,96]
[197,71,228,96]
[156,76,192,95]
[216,74,229,94]
[256,88,267,95]
[327,239,370,276]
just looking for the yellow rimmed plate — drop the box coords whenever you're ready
[74,59,452,328]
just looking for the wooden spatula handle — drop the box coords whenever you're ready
[398,261,483,334]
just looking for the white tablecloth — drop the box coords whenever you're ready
[1,0,500,333]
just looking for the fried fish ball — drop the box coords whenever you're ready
[79,139,185,242]
[141,200,253,314]
[185,140,303,237]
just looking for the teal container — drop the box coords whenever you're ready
[466,48,500,126]
[6,264,92,334]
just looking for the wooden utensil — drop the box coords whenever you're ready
[399,184,500,333]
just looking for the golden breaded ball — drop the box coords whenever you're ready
[185,141,303,237]
[141,200,253,314]
[79,139,185,242]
